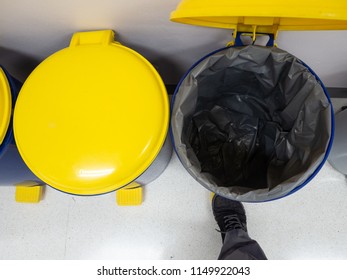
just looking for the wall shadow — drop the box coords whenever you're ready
[0,47,40,82]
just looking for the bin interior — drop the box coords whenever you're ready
[172,45,332,201]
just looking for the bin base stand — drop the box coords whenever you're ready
[116,182,143,206]
[15,181,44,203]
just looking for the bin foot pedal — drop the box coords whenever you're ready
[116,182,143,206]
[15,181,44,203]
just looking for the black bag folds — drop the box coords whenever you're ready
[171,46,332,201]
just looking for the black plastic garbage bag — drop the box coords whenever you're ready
[171,45,333,202]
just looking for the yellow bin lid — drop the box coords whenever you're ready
[171,0,347,34]
[0,68,12,145]
[14,30,169,195]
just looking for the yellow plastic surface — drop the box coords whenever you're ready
[0,68,12,145]
[14,30,169,196]
[116,182,143,206]
[15,181,43,203]
[171,0,347,34]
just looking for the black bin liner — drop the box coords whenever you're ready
[171,46,332,202]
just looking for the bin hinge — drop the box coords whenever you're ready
[227,25,279,47]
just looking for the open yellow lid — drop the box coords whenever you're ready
[14,30,169,195]
[0,68,12,145]
[171,0,347,35]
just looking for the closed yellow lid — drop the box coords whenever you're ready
[171,0,347,34]
[0,68,12,145]
[14,30,169,195]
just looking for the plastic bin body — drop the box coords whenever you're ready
[328,109,347,175]
[0,66,39,186]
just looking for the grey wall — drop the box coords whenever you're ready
[1,0,347,86]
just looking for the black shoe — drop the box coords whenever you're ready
[212,195,247,242]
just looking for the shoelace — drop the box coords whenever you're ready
[223,214,244,231]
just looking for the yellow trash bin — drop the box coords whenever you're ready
[170,0,347,202]
[14,30,171,203]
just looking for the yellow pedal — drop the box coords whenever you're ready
[15,181,43,203]
[210,192,215,202]
[116,182,143,206]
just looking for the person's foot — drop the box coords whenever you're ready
[212,195,247,242]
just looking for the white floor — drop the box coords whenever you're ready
[0,151,347,260]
